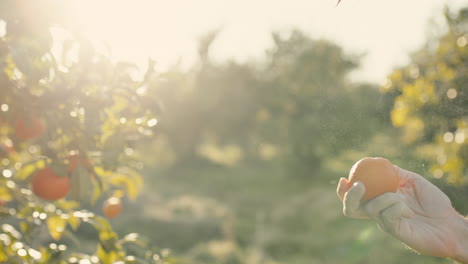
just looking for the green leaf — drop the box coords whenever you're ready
[70,165,94,202]
[67,214,81,231]
[19,221,35,237]
[96,244,120,264]
[108,173,139,201]
[124,168,144,198]
[91,182,102,205]
[47,215,67,241]
[0,186,12,201]
[15,161,39,180]
[0,244,7,262]
[55,200,80,210]
[99,229,118,242]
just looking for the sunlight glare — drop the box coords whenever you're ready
[2,169,12,178]
[455,131,465,144]
[447,88,457,99]
[1,104,9,112]
[433,169,443,178]
[71,0,197,69]
[443,132,454,143]
[63,0,466,83]
[28,248,42,260]
[147,118,158,127]
[0,20,5,38]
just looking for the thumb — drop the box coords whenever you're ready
[337,177,350,201]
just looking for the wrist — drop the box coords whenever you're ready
[450,210,468,263]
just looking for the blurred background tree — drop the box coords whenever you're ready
[383,7,468,215]
[385,7,468,185]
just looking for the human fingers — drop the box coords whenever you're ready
[395,166,443,193]
[395,166,453,213]
[375,201,414,234]
[394,165,424,183]
[343,182,366,218]
[394,166,438,190]
[337,177,349,201]
[363,192,403,219]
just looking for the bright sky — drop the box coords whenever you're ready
[74,0,466,83]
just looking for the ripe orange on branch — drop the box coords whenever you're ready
[31,167,71,200]
[102,197,123,219]
[348,157,400,201]
[14,115,44,140]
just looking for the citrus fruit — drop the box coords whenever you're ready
[103,197,123,219]
[348,157,399,201]
[14,115,44,140]
[32,167,71,200]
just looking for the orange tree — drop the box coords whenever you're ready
[0,1,172,263]
[383,6,468,184]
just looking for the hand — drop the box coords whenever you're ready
[337,166,468,261]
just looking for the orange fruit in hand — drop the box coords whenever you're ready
[14,115,44,140]
[103,197,123,219]
[348,157,399,201]
[32,167,71,200]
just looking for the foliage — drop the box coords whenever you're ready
[384,7,468,184]
[261,31,390,178]
[149,30,389,178]
[0,1,173,263]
